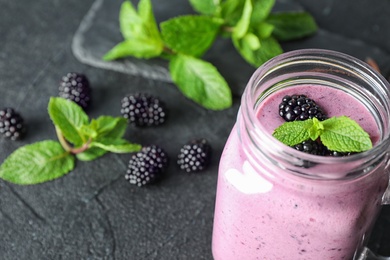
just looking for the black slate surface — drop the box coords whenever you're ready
[1,0,390,259]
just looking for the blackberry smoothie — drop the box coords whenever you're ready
[212,50,390,260]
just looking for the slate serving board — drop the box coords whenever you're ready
[0,0,389,258]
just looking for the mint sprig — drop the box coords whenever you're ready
[272,116,372,153]
[0,98,141,185]
[103,0,317,110]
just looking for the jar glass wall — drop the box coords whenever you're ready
[212,49,390,260]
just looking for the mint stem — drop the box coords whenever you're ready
[55,126,90,155]
[70,140,91,155]
[56,126,72,152]
[163,46,176,55]
[222,26,234,33]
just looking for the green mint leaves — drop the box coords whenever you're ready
[266,12,318,41]
[0,98,141,185]
[0,141,75,185]
[320,116,372,152]
[169,54,232,110]
[161,15,223,58]
[103,0,317,110]
[103,0,164,60]
[273,116,372,153]
[189,0,221,16]
[49,97,89,146]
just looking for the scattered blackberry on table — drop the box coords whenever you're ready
[177,139,211,173]
[121,93,167,127]
[59,72,91,110]
[292,139,327,156]
[279,95,327,122]
[125,145,169,187]
[0,108,26,140]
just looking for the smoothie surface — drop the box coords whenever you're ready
[256,84,380,146]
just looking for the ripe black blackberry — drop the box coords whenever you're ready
[177,139,211,173]
[326,149,354,157]
[125,145,169,187]
[59,72,91,110]
[0,108,26,140]
[279,95,327,122]
[292,139,326,156]
[121,93,167,127]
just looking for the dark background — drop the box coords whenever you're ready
[1,0,389,259]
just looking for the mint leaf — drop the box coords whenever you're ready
[48,97,89,146]
[137,0,162,41]
[233,35,282,67]
[119,0,162,43]
[0,141,75,185]
[91,116,127,137]
[77,116,130,160]
[76,147,107,162]
[220,0,245,26]
[251,0,275,25]
[266,12,318,41]
[308,117,324,141]
[106,0,163,60]
[161,15,222,57]
[273,116,372,153]
[273,119,314,146]
[119,1,141,39]
[76,116,131,160]
[251,37,283,65]
[90,138,141,153]
[189,0,220,15]
[232,0,252,39]
[255,22,274,39]
[79,124,98,139]
[243,33,261,50]
[231,0,280,67]
[321,116,372,152]
[81,116,128,140]
[169,54,232,110]
[103,39,164,60]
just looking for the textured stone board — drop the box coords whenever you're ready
[0,0,389,259]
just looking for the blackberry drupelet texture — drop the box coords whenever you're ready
[279,94,327,122]
[292,140,327,156]
[59,72,91,110]
[0,108,26,140]
[125,145,169,187]
[326,150,354,157]
[121,93,167,127]
[177,139,211,173]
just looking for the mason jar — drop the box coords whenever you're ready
[212,49,390,260]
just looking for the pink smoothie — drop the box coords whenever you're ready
[212,85,389,259]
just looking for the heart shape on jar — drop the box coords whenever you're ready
[224,161,273,194]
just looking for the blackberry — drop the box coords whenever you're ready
[121,93,167,127]
[292,139,326,156]
[0,108,26,140]
[125,145,169,187]
[326,150,354,157]
[59,72,91,110]
[177,139,211,173]
[279,95,327,122]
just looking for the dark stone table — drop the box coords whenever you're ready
[1,0,389,259]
